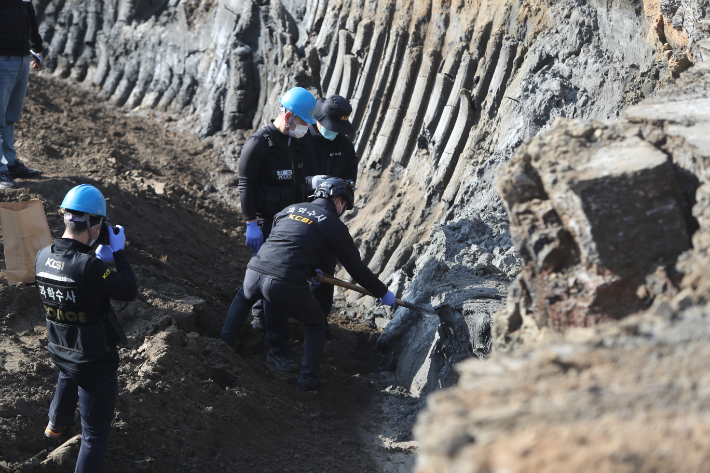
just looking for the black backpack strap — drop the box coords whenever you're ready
[253,127,274,147]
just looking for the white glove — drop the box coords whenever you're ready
[108,225,126,252]
[95,245,114,263]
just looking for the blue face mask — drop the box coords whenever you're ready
[320,125,338,141]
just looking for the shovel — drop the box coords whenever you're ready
[314,273,437,316]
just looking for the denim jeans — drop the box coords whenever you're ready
[48,368,119,473]
[221,268,326,388]
[0,55,29,172]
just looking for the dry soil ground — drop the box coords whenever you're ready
[0,76,416,472]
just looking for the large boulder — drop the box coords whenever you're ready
[495,117,690,334]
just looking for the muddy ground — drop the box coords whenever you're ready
[0,76,418,472]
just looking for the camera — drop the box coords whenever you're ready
[97,221,118,245]
[97,221,110,245]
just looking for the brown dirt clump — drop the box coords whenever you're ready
[0,76,393,472]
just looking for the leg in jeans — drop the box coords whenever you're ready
[2,55,29,168]
[264,277,326,388]
[0,56,23,172]
[48,370,80,429]
[74,370,119,473]
[221,269,264,346]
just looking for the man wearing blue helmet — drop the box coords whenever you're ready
[35,184,137,472]
[237,87,316,348]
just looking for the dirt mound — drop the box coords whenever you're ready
[0,76,403,472]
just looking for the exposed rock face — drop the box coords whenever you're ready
[495,54,709,347]
[495,118,690,332]
[36,0,707,393]
[413,37,710,473]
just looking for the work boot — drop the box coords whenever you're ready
[297,382,319,392]
[251,314,265,332]
[266,351,298,372]
[8,159,41,178]
[0,170,19,189]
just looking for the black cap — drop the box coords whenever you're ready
[314,95,355,135]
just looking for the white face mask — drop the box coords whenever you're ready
[290,123,308,139]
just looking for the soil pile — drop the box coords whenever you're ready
[0,76,411,472]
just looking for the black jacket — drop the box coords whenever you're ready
[305,124,358,182]
[35,238,137,374]
[238,123,314,221]
[0,0,44,56]
[248,198,388,297]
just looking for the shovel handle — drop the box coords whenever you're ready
[314,274,425,312]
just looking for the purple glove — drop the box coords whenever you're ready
[310,269,323,285]
[380,290,396,308]
[246,221,263,252]
[95,245,114,263]
[108,225,126,251]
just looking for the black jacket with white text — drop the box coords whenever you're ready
[248,199,387,297]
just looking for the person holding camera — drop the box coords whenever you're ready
[221,178,395,391]
[36,184,137,472]
[238,87,317,334]
[0,0,45,189]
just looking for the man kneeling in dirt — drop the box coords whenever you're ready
[221,178,395,391]
[36,184,137,472]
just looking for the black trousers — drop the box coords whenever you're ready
[221,269,326,388]
[250,217,273,319]
[310,255,336,317]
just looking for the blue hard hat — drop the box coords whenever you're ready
[61,184,108,219]
[280,87,317,124]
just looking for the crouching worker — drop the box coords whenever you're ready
[221,178,395,391]
[36,184,137,472]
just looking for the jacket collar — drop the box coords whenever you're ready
[268,122,290,143]
[309,124,330,143]
[311,198,339,215]
[53,238,92,256]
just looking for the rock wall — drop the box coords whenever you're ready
[414,55,710,471]
[494,38,709,348]
[36,0,707,394]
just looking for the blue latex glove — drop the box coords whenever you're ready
[108,225,126,252]
[246,221,263,252]
[95,244,114,263]
[310,269,323,285]
[380,290,396,308]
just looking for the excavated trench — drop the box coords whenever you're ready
[0,76,420,472]
[1,0,709,471]
[32,0,702,396]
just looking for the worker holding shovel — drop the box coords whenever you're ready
[220,177,395,391]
